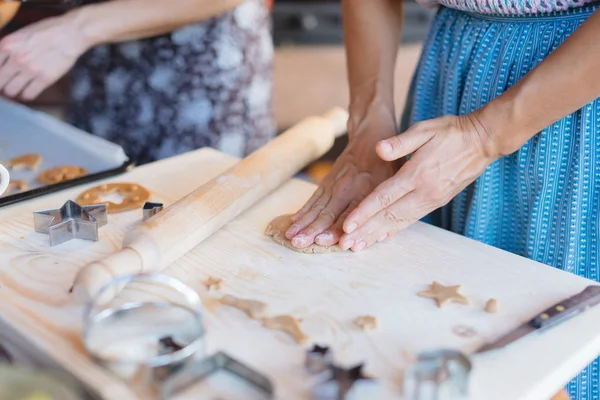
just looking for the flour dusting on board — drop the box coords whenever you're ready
[216,174,261,189]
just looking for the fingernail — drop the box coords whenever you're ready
[353,241,366,252]
[379,140,392,152]
[378,234,387,242]
[346,223,357,234]
[291,235,307,247]
[341,239,354,250]
[286,225,300,237]
[315,232,333,244]
[290,214,301,222]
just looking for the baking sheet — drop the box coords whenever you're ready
[0,97,132,206]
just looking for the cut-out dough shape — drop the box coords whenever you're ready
[452,325,477,338]
[354,315,378,330]
[2,180,27,196]
[38,165,88,184]
[262,315,308,344]
[219,294,268,319]
[265,214,344,254]
[77,182,150,213]
[485,298,498,313]
[203,276,223,291]
[4,153,42,170]
[417,281,469,308]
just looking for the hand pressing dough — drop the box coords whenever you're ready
[417,281,469,308]
[262,315,308,344]
[4,153,42,170]
[354,315,378,330]
[485,298,498,313]
[219,294,268,319]
[265,214,344,254]
[203,276,223,291]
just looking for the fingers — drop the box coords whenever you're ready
[376,124,435,161]
[20,78,47,101]
[0,63,19,91]
[291,187,323,223]
[3,72,32,98]
[342,169,414,235]
[340,191,425,251]
[314,199,360,246]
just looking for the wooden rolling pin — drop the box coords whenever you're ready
[0,1,20,30]
[72,107,349,303]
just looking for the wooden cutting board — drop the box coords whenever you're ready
[1,148,600,400]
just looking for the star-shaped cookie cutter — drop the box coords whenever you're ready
[33,200,108,246]
[312,362,377,399]
[305,344,333,374]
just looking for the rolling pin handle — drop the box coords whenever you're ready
[321,107,349,138]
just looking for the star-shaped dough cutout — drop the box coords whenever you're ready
[417,281,469,308]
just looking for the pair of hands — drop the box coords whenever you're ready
[0,13,89,100]
[286,105,499,252]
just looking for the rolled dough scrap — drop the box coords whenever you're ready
[262,315,308,344]
[77,182,150,213]
[1,180,27,196]
[203,276,223,291]
[485,298,498,313]
[4,153,42,170]
[354,315,378,330]
[265,214,344,254]
[219,294,267,319]
[417,281,470,308]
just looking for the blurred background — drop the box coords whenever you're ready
[0,0,435,183]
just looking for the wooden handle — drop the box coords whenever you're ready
[72,107,349,303]
[0,2,20,30]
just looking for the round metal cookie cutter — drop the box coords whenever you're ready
[81,273,206,389]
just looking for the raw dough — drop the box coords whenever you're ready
[262,315,308,344]
[4,153,42,170]
[354,315,378,330]
[203,276,223,291]
[2,180,27,196]
[38,165,88,184]
[417,281,469,308]
[265,214,344,254]
[77,182,150,213]
[485,298,498,313]
[219,294,268,319]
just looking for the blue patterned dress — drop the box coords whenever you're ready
[401,3,600,399]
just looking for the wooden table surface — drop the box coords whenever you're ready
[1,148,599,400]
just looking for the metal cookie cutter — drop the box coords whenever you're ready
[82,273,205,389]
[305,344,333,374]
[160,351,274,399]
[403,349,472,400]
[143,201,164,221]
[33,200,107,246]
[312,362,377,400]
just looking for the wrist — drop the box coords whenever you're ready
[67,5,105,50]
[473,91,536,157]
[348,93,396,140]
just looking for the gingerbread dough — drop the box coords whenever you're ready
[262,315,308,344]
[4,153,42,170]
[265,214,344,254]
[203,276,223,291]
[485,298,498,313]
[354,315,378,331]
[38,165,87,184]
[3,180,27,196]
[417,281,470,308]
[219,294,268,319]
[77,183,150,213]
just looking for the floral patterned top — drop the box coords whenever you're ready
[416,0,595,15]
[66,0,274,165]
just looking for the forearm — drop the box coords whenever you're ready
[67,0,244,48]
[479,9,600,157]
[342,0,403,137]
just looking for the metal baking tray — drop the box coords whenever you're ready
[0,97,133,208]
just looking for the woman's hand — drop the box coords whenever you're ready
[285,104,403,249]
[0,13,90,100]
[339,112,500,252]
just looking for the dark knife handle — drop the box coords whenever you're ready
[530,285,600,329]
